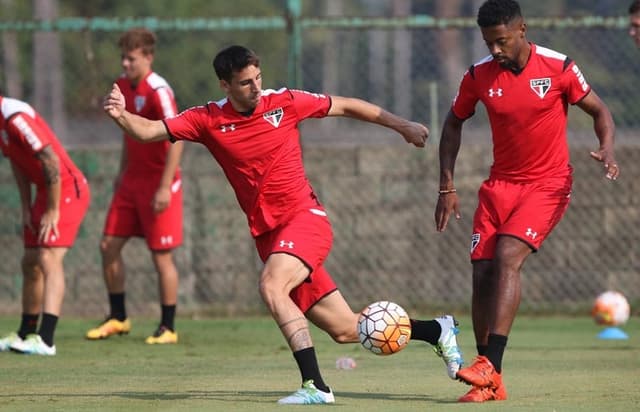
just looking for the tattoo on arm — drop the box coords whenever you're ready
[36,146,60,186]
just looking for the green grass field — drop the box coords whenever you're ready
[0,315,638,412]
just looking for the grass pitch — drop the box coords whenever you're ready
[0,315,638,412]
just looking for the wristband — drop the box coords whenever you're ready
[438,188,457,195]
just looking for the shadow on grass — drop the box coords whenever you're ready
[0,390,458,404]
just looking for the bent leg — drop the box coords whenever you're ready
[259,253,312,351]
[306,290,359,344]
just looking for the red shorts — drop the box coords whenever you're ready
[25,176,90,248]
[255,207,337,313]
[103,174,183,251]
[471,176,572,261]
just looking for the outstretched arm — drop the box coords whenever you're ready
[576,90,619,180]
[327,96,429,147]
[435,110,464,232]
[103,83,170,143]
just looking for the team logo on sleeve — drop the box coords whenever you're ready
[530,78,551,99]
[263,108,284,128]
[134,96,146,112]
[470,233,481,253]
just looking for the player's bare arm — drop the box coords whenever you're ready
[153,141,184,213]
[104,83,169,143]
[576,90,619,180]
[328,96,428,147]
[9,159,35,233]
[35,145,61,242]
[435,110,463,232]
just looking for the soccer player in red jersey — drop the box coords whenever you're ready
[86,28,184,344]
[434,0,619,403]
[103,45,465,404]
[629,1,640,47]
[0,94,90,356]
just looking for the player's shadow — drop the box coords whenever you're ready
[0,390,458,405]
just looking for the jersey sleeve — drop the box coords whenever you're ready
[152,86,178,119]
[163,105,208,143]
[562,61,591,105]
[289,89,331,120]
[451,69,479,120]
[5,112,51,154]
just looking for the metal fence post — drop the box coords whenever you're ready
[286,0,302,88]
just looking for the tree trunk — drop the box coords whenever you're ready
[33,0,67,141]
[1,0,22,98]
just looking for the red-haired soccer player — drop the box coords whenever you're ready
[86,28,184,344]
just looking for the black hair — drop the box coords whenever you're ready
[477,0,522,28]
[212,45,260,83]
[630,1,640,14]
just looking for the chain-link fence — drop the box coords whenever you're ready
[1,2,638,317]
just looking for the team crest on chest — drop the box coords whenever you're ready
[530,78,551,99]
[263,107,284,128]
[134,96,146,112]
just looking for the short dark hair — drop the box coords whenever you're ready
[118,28,156,55]
[212,45,260,83]
[630,1,640,14]
[477,0,522,28]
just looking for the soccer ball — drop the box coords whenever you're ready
[357,301,411,355]
[592,291,630,326]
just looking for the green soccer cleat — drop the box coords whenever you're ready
[433,315,464,379]
[0,332,22,352]
[10,334,56,356]
[277,380,335,405]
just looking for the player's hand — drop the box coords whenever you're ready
[589,148,619,180]
[401,121,429,148]
[103,83,126,119]
[152,186,171,213]
[434,192,461,232]
[38,209,60,243]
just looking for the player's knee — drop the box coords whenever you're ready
[329,328,358,344]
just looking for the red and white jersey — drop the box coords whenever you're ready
[164,88,331,236]
[452,43,590,182]
[0,96,84,189]
[117,71,178,176]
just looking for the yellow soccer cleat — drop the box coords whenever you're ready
[145,326,178,344]
[85,318,131,340]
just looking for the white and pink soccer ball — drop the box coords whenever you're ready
[592,291,630,326]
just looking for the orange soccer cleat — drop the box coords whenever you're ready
[457,355,507,402]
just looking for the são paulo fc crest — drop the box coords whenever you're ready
[134,95,146,112]
[263,107,284,128]
[530,78,551,99]
[470,233,481,253]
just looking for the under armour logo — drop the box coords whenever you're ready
[279,240,294,249]
[488,88,503,97]
[220,124,236,133]
[525,228,537,239]
[161,235,174,245]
